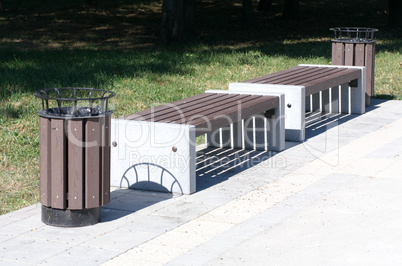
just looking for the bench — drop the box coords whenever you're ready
[229,64,366,141]
[110,91,285,194]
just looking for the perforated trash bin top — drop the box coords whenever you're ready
[330,27,378,106]
[34,88,115,227]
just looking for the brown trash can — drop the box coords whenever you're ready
[330,27,378,106]
[35,88,115,227]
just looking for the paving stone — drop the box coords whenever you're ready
[41,245,120,266]
[0,236,72,264]
[82,228,158,252]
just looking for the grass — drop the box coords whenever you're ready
[0,0,401,215]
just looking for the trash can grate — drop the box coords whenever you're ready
[330,27,378,43]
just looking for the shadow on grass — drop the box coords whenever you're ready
[0,0,398,100]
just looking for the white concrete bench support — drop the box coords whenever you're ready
[111,120,196,194]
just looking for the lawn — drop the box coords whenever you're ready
[0,0,401,214]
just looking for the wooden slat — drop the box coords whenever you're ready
[68,120,84,210]
[101,115,111,206]
[276,68,346,86]
[175,94,264,124]
[50,119,66,209]
[148,94,247,123]
[192,95,279,136]
[161,94,249,123]
[304,68,361,95]
[122,93,217,120]
[365,42,375,97]
[242,66,301,83]
[245,66,317,85]
[85,118,100,209]
[258,66,330,85]
[355,43,365,66]
[332,42,345,65]
[345,43,354,66]
[39,117,51,207]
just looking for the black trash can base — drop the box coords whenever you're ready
[41,205,100,227]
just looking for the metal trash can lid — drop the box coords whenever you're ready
[330,27,378,43]
[34,87,115,119]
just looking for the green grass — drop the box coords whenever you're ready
[0,0,401,214]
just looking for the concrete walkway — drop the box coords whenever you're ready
[1,99,401,265]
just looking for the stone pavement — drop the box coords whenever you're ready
[1,99,401,265]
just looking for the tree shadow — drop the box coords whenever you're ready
[0,0,398,101]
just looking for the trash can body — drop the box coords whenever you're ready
[35,88,115,227]
[331,27,377,106]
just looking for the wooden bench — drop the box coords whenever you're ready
[229,64,366,141]
[110,91,285,194]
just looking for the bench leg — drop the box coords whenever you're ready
[243,113,285,152]
[111,119,196,194]
[206,125,231,149]
[229,83,305,142]
[350,77,365,114]
[331,86,340,113]
[305,95,312,112]
[206,127,220,148]
[312,92,320,113]
[341,83,350,114]
[322,89,330,113]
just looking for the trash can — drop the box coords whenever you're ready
[330,27,378,106]
[34,88,115,227]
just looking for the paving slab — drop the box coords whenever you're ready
[0,99,401,265]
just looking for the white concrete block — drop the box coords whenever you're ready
[111,119,196,194]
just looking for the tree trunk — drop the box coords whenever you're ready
[389,0,402,28]
[258,0,273,12]
[283,0,299,19]
[243,0,254,27]
[86,0,95,6]
[161,0,195,44]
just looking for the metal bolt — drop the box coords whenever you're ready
[112,141,117,147]
[287,103,292,108]
[172,146,178,152]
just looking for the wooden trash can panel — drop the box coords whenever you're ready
[101,115,111,206]
[50,119,67,210]
[85,118,101,209]
[365,42,375,99]
[68,120,84,210]
[39,117,52,207]
[332,42,345,65]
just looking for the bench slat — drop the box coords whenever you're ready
[123,93,279,137]
[146,94,248,123]
[279,68,349,86]
[242,65,361,96]
[174,94,268,125]
[242,66,301,83]
[156,94,249,123]
[304,68,361,95]
[121,93,217,120]
[192,94,279,136]
[266,67,339,85]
